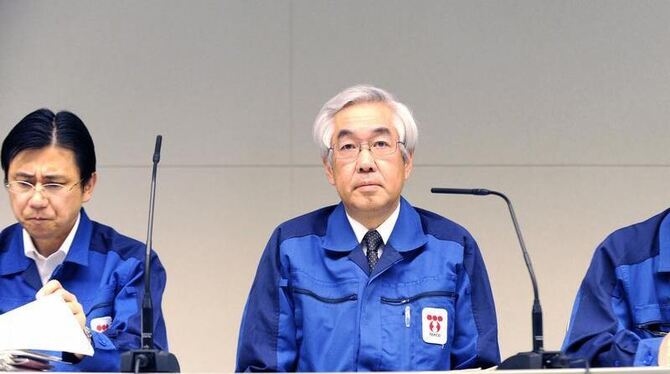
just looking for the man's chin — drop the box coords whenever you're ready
[22,222,55,237]
[347,198,390,214]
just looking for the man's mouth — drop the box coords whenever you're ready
[355,182,382,189]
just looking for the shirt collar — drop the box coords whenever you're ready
[345,203,400,245]
[323,197,427,253]
[23,213,80,262]
[0,209,92,276]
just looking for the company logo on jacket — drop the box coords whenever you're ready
[91,316,112,332]
[422,308,447,345]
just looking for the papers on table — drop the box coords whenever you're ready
[0,294,93,356]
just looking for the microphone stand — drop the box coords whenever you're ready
[431,188,569,369]
[120,136,180,373]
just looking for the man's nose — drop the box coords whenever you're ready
[356,146,377,172]
[28,189,49,208]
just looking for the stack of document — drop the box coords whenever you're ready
[0,350,61,371]
[0,294,94,371]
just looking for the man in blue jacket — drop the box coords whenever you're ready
[563,210,670,367]
[236,85,500,371]
[0,109,169,371]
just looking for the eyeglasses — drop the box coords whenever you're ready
[329,139,405,162]
[5,180,83,198]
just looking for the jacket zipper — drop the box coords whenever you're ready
[380,290,456,305]
[293,287,358,304]
[637,321,670,337]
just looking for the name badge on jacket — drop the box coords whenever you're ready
[90,316,112,332]
[422,307,448,345]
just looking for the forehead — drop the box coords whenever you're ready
[8,146,79,177]
[332,102,397,139]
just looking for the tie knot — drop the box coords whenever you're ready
[363,230,382,252]
[363,230,382,273]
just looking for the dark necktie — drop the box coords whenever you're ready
[363,230,383,273]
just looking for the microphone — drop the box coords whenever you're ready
[121,136,180,373]
[431,187,569,369]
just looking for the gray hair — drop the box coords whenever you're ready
[312,85,418,163]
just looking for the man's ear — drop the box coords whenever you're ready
[323,159,335,186]
[403,153,413,180]
[82,172,97,203]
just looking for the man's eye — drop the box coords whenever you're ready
[42,183,65,191]
[372,140,391,149]
[339,143,358,151]
[15,181,33,190]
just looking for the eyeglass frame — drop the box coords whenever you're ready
[4,179,85,198]
[328,139,406,162]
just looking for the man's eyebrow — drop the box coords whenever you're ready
[335,127,392,141]
[335,129,354,141]
[371,127,392,136]
[12,171,35,179]
[42,175,68,181]
[11,172,67,181]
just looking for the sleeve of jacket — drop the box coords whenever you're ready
[236,227,297,372]
[451,234,500,369]
[562,244,662,367]
[76,251,169,371]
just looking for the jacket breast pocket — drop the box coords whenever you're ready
[290,273,359,371]
[380,281,457,371]
[85,285,116,321]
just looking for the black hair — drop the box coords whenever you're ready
[1,108,96,186]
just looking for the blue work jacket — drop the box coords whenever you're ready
[563,208,670,367]
[0,209,169,371]
[236,197,500,371]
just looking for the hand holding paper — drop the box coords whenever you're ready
[0,294,94,356]
[36,280,86,331]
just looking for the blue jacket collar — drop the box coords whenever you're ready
[0,209,92,276]
[322,197,427,253]
[658,211,670,272]
[0,224,30,276]
[63,209,92,267]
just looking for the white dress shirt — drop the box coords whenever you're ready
[23,214,81,286]
[345,202,401,259]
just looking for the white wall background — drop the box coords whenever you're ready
[1,0,670,371]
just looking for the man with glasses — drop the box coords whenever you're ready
[0,109,169,371]
[236,85,500,371]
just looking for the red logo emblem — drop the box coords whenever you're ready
[95,323,109,332]
[426,314,443,333]
[90,316,112,333]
